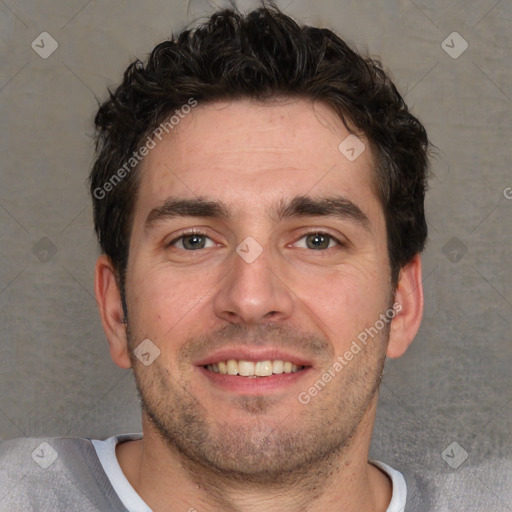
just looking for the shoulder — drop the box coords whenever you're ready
[403,458,512,511]
[0,436,97,479]
[0,436,125,512]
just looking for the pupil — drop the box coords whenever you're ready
[185,235,204,250]
[308,234,328,250]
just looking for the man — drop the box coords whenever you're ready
[0,4,429,511]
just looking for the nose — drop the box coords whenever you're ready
[212,242,295,325]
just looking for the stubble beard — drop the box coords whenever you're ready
[128,323,389,487]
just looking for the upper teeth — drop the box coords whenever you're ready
[205,360,303,377]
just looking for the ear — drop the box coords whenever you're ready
[386,254,424,358]
[94,254,131,369]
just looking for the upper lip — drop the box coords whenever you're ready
[194,347,313,367]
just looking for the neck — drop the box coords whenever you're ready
[116,402,392,512]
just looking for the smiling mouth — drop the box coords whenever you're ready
[203,359,307,377]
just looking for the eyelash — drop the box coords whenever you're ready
[168,229,344,250]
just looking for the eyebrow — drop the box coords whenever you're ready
[144,195,371,232]
[145,198,230,230]
[276,195,370,230]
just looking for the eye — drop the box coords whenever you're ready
[169,231,216,250]
[294,232,341,250]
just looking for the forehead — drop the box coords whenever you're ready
[135,98,381,224]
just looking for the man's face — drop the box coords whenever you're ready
[124,98,393,481]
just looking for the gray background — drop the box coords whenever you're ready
[1,0,511,508]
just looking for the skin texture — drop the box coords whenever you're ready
[95,98,424,512]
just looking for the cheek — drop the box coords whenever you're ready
[127,263,219,339]
[296,267,390,345]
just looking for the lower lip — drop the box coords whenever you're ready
[197,366,312,394]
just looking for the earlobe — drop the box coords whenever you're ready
[386,254,424,359]
[94,254,132,369]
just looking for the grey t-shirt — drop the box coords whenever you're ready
[0,436,129,511]
[0,434,409,511]
[4,433,504,511]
